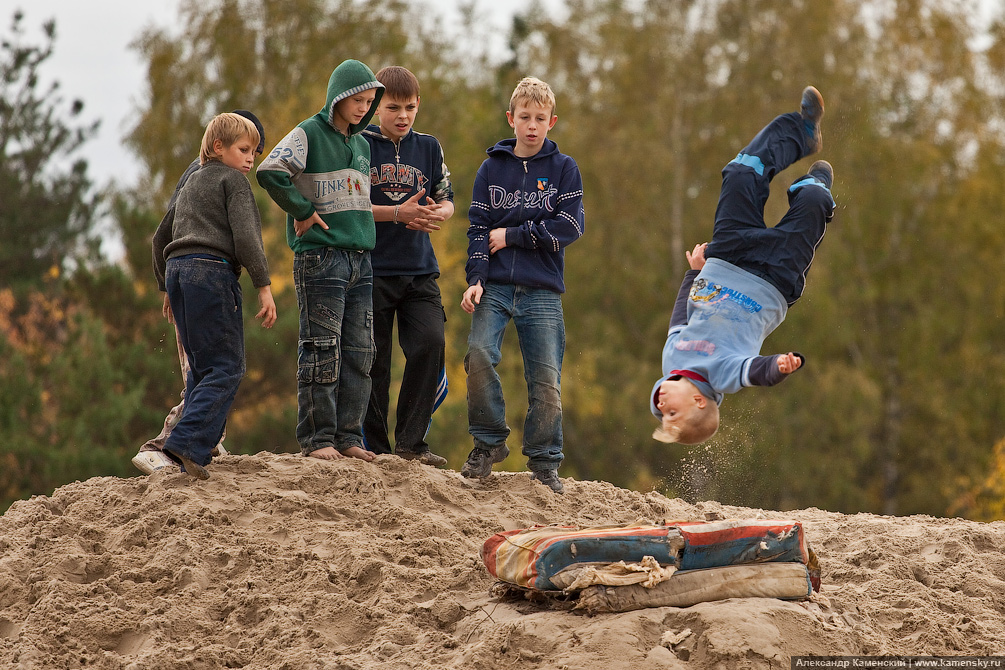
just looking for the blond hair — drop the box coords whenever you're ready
[652,400,720,445]
[509,77,557,116]
[199,113,260,165]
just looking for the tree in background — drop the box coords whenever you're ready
[0,12,100,292]
[0,12,180,506]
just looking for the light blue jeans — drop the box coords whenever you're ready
[294,248,374,455]
[464,284,565,471]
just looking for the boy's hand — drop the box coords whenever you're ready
[294,212,328,237]
[162,293,174,324]
[686,242,708,271]
[488,228,508,254]
[461,282,483,314]
[256,285,278,328]
[396,188,427,223]
[777,352,802,375]
[406,195,445,233]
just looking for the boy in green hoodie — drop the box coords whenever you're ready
[257,59,384,462]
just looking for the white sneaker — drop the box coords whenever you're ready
[131,450,178,475]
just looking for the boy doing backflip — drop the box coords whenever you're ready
[362,66,454,466]
[152,112,277,479]
[460,77,586,494]
[651,86,835,445]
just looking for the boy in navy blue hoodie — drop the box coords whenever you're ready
[362,66,453,466]
[651,86,835,445]
[460,77,586,494]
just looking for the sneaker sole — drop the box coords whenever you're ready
[801,86,825,154]
[808,160,834,187]
[801,86,824,122]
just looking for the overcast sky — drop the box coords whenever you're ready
[14,0,539,190]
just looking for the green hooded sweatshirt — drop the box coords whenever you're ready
[257,59,384,252]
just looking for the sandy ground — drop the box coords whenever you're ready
[1,452,1004,669]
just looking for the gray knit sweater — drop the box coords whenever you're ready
[152,160,271,290]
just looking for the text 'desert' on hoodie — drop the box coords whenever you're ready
[256,59,384,253]
[464,137,585,294]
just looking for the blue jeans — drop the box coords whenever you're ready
[464,284,565,471]
[164,256,245,467]
[294,248,375,455]
[706,112,835,305]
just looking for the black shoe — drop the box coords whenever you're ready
[397,449,448,467]
[800,86,825,154]
[530,469,564,494]
[808,160,833,189]
[460,444,509,478]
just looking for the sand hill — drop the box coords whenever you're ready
[1,452,1004,669]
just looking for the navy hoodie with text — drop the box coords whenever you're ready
[465,138,585,293]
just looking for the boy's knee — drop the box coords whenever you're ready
[803,184,833,207]
[405,331,445,359]
[464,346,497,375]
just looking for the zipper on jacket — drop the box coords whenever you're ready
[519,160,529,221]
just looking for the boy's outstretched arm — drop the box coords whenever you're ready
[745,352,806,386]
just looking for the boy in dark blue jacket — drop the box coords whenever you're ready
[460,77,586,494]
[362,66,453,466]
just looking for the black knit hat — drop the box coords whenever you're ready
[232,109,266,154]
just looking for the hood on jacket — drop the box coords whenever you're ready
[324,59,384,136]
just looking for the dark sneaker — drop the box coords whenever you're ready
[808,160,833,189]
[397,449,448,467]
[460,444,509,479]
[800,86,825,154]
[530,469,564,494]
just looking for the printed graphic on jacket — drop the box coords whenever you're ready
[370,162,429,203]
[487,182,558,211]
[689,277,764,321]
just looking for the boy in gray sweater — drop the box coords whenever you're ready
[152,112,277,478]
